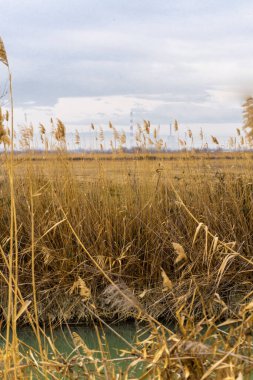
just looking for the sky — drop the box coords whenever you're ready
[1,0,253,136]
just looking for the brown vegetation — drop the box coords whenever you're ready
[0,36,251,380]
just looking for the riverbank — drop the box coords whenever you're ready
[0,152,251,324]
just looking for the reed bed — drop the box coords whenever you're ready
[0,37,251,379]
[0,151,251,322]
[0,149,251,379]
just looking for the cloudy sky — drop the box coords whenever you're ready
[1,0,253,135]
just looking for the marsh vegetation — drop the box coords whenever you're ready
[0,37,252,379]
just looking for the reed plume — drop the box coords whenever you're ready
[0,107,10,147]
[55,118,66,143]
[174,119,179,131]
[0,37,8,66]
[39,123,46,143]
[242,96,253,144]
[211,135,219,145]
[75,129,80,145]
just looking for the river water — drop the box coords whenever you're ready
[2,322,143,378]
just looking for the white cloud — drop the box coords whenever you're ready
[54,96,167,125]
[13,92,242,138]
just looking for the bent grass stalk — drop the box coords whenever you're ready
[30,180,45,375]
[0,37,19,379]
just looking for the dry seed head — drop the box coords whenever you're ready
[102,281,142,318]
[228,137,234,149]
[69,277,91,301]
[144,120,150,134]
[45,137,49,151]
[0,107,10,146]
[179,139,186,146]
[135,131,141,143]
[120,132,126,145]
[155,139,163,151]
[39,123,46,143]
[153,128,157,139]
[55,119,66,142]
[19,125,33,149]
[0,107,4,134]
[39,123,46,135]
[180,340,210,356]
[172,242,187,264]
[187,129,193,139]
[99,126,104,141]
[1,134,10,146]
[113,127,119,140]
[161,267,173,291]
[50,117,55,134]
[174,119,179,131]
[0,37,8,66]
[72,332,93,358]
[78,277,91,300]
[75,129,80,145]
[242,96,253,144]
[211,135,219,145]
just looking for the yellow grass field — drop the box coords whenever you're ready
[0,150,251,378]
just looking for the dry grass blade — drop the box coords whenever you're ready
[139,289,148,299]
[15,301,31,321]
[200,346,239,380]
[216,253,237,286]
[240,300,253,315]
[192,222,203,246]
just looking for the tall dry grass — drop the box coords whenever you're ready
[0,152,250,323]
[0,37,251,379]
